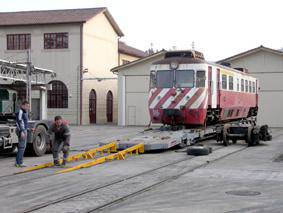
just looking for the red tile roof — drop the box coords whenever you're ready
[118,41,148,58]
[0,8,124,36]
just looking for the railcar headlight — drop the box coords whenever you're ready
[170,61,179,70]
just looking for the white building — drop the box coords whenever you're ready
[0,8,146,124]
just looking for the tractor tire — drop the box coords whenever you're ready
[27,125,48,156]
[187,146,211,156]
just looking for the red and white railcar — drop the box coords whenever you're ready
[149,50,258,127]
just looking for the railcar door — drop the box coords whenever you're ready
[217,68,221,106]
[208,66,212,106]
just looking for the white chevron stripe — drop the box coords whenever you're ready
[162,90,181,109]
[149,88,170,109]
[190,90,207,109]
[175,88,198,109]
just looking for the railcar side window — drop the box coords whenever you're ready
[249,81,252,93]
[237,78,239,91]
[245,80,248,92]
[252,82,255,93]
[196,70,206,87]
[229,76,233,90]
[241,79,244,92]
[156,70,174,88]
[222,74,227,90]
[175,70,194,88]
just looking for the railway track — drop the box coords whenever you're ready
[21,145,246,213]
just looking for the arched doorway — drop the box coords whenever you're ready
[89,89,96,124]
[106,91,113,123]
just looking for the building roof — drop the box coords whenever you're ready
[0,7,124,36]
[118,41,148,58]
[111,50,166,73]
[217,45,283,63]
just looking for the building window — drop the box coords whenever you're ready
[229,76,233,90]
[122,60,130,65]
[44,33,68,49]
[222,74,227,90]
[47,80,68,108]
[245,80,248,92]
[241,79,244,92]
[7,34,31,50]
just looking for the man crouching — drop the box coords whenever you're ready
[48,116,71,166]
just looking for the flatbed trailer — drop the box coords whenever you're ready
[100,126,216,151]
[100,119,272,152]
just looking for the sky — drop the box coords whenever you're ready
[0,0,283,61]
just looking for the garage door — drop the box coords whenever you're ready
[258,91,283,127]
[125,76,150,126]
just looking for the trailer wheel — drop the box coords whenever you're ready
[187,146,211,156]
[27,125,48,156]
[246,126,254,147]
[223,124,230,146]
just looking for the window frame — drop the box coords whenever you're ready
[241,79,244,92]
[156,70,174,88]
[245,80,248,92]
[228,76,234,91]
[195,70,206,88]
[252,82,256,93]
[44,32,68,49]
[175,69,195,88]
[6,34,31,50]
[47,80,68,108]
[221,74,227,90]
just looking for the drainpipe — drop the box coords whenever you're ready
[118,37,121,66]
[79,24,83,125]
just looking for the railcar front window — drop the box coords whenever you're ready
[175,70,194,88]
[196,70,206,87]
[156,70,174,88]
[150,71,157,88]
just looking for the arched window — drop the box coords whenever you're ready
[106,91,113,122]
[47,80,68,108]
[89,89,97,124]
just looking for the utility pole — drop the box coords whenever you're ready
[26,50,32,118]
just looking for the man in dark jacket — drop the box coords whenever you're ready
[15,100,30,167]
[48,115,71,166]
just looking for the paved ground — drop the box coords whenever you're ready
[0,126,282,213]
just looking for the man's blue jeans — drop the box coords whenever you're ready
[16,130,27,165]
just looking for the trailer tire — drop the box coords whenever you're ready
[223,124,230,146]
[187,146,210,156]
[27,125,48,156]
[246,126,254,147]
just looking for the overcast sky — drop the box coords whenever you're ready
[0,0,282,61]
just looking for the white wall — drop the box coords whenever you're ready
[0,24,81,124]
[117,54,165,126]
[226,50,283,127]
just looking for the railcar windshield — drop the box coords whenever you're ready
[156,70,174,88]
[175,70,194,88]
